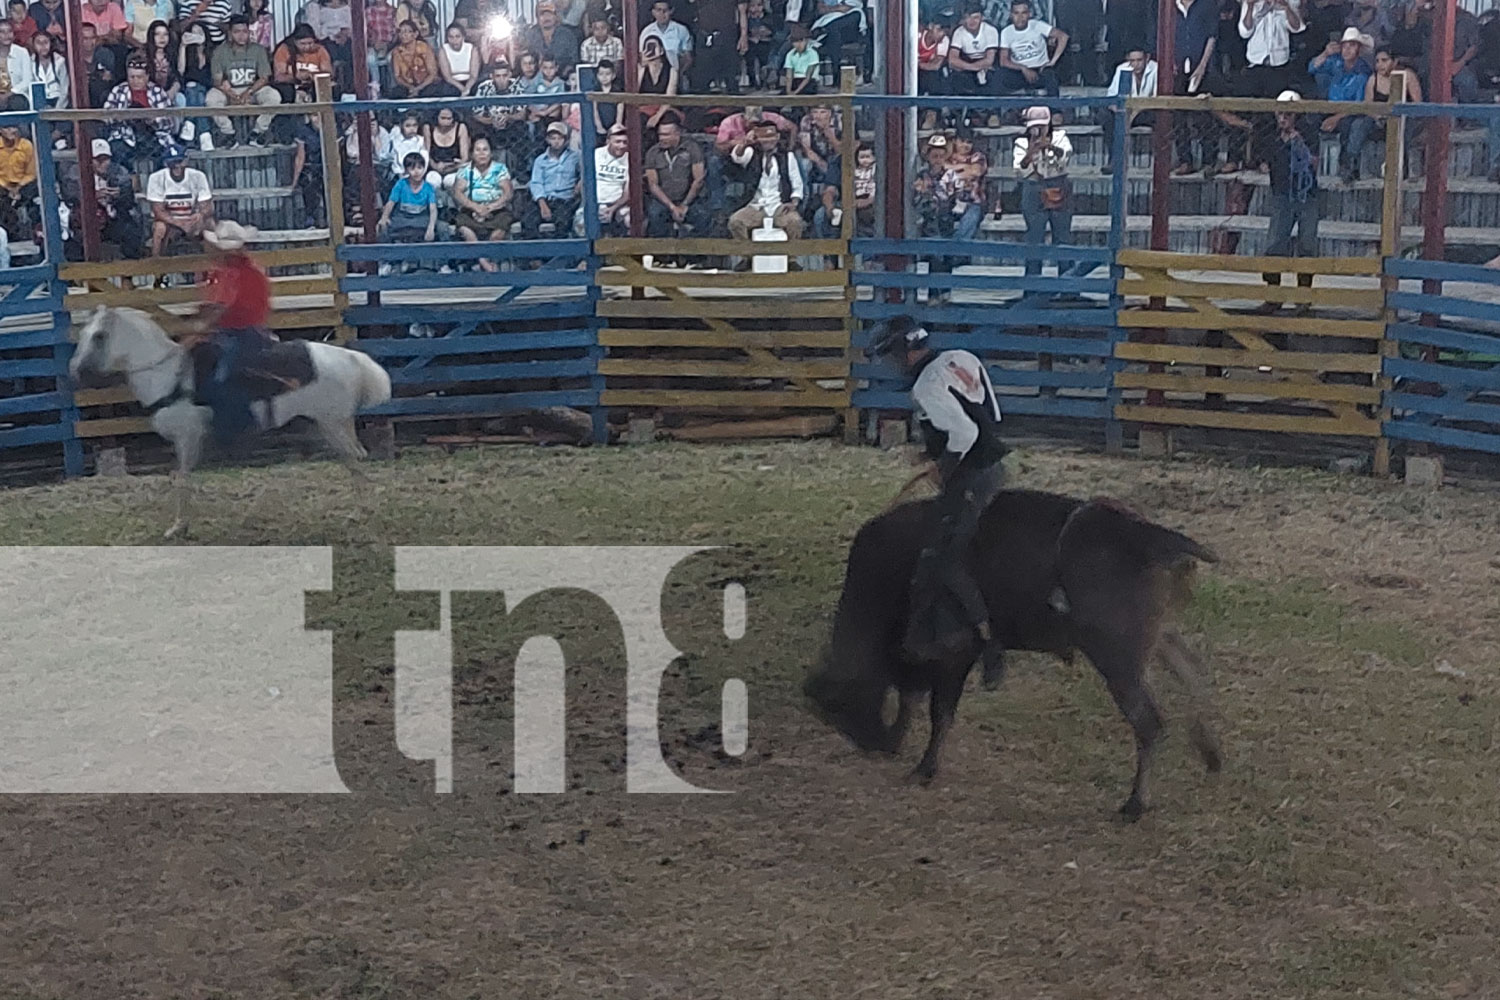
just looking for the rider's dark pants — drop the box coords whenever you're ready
[200,328,271,446]
[904,456,1007,662]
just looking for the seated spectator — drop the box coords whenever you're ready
[28,28,67,115]
[714,103,793,155]
[25,0,58,40]
[0,20,33,99]
[104,57,179,166]
[288,114,324,226]
[453,0,500,45]
[340,115,393,220]
[1309,25,1371,100]
[426,107,469,188]
[783,24,818,94]
[146,143,214,260]
[523,1,583,72]
[515,50,541,92]
[638,36,678,132]
[580,16,622,67]
[302,0,354,90]
[125,0,172,47]
[640,0,692,79]
[814,140,876,239]
[62,138,144,258]
[520,120,580,238]
[395,0,438,44]
[0,114,35,238]
[917,17,950,108]
[379,151,440,246]
[1013,104,1072,276]
[644,118,708,241]
[271,24,330,102]
[177,22,213,112]
[389,18,445,98]
[947,8,998,100]
[809,0,865,63]
[943,125,988,236]
[79,23,120,108]
[80,0,128,51]
[529,54,567,126]
[8,0,36,46]
[590,122,629,236]
[207,16,280,148]
[178,0,233,45]
[728,120,804,246]
[590,58,621,132]
[796,103,841,199]
[998,0,1066,96]
[1339,47,1419,183]
[246,0,274,46]
[451,135,515,269]
[745,0,774,88]
[473,60,528,155]
[1097,47,1156,173]
[389,112,431,180]
[438,21,480,94]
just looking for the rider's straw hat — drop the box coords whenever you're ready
[204,220,259,251]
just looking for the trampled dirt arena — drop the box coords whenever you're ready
[2,441,1497,999]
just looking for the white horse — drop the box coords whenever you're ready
[69,306,393,538]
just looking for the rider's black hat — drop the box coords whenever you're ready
[870,315,930,356]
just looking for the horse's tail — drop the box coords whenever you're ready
[351,350,392,412]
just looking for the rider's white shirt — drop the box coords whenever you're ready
[911,349,1001,459]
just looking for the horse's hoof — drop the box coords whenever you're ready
[906,765,936,787]
[163,521,188,541]
[1118,795,1151,821]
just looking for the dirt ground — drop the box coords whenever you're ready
[1,440,1498,1000]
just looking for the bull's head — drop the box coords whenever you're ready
[803,646,901,755]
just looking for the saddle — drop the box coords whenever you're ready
[191,339,317,404]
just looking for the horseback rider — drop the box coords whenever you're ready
[191,219,276,446]
[872,315,1006,664]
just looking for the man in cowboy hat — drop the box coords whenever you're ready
[871,315,1006,665]
[193,219,275,445]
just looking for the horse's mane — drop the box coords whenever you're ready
[108,307,178,348]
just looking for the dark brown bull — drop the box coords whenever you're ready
[804,489,1224,818]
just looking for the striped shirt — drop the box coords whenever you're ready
[178,0,232,42]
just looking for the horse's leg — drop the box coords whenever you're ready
[908,659,970,786]
[1157,630,1224,774]
[163,424,203,541]
[317,417,369,480]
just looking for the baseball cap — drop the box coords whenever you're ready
[162,144,186,162]
[607,122,627,136]
[90,138,111,158]
[1276,89,1302,102]
[546,120,569,137]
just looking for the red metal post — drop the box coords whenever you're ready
[623,0,643,238]
[1421,0,1454,268]
[348,0,382,304]
[1148,0,1175,253]
[63,0,100,262]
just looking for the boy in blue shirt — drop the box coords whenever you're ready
[783,24,820,94]
[378,151,439,271]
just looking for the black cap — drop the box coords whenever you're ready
[870,316,929,356]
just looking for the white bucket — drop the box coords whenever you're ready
[751,216,788,274]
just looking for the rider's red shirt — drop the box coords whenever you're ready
[205,253,271,329]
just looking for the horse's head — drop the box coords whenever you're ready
[69,307,122,387]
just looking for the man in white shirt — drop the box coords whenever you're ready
[1239,0,1303,94]
[946,8,1000,96]
[589,123,630,235]
[1097,48,1156,172]
[639,0,693,79]
[0,21,35,102]
[146,144,215,257]
[727,120,804,243]
[997,0,1067,95]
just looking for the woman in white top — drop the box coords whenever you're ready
[438,22,478,96]
[1012,104,1073,277]
[29,30,66,146]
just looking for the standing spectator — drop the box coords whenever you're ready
[1308,24,1369,100]
[947,8,998,100]
[61,139,144,258]
[520,120,580,238]
[272,24,333,102]
[1104,0,1152,72]
[744,0,773,87]
[580,16,623,65]
[104,57,177,165]
[1341,46,1419,182]
[1257,90,1318,305]
[245,0,274,47]
[998,0,1066,96]
[1013,104,1072,276]
[1168,0,1228,175]
[207,16,280,148]
[1239,0,1304,96]
[728,120,804,244]
[0,115,35,238]
[591,122,630,235]
[640,0,693,79]
[178,0,233,45]
[288,114,324,226]
[388,18,443,97]
[426,106,469,189]
[364,0,397,94]
[782,22,818,93]
[0,20,34,100]
[125,0,173,47]
[303,0,355,90]
[1054,0,1104,85]
[691,0,746,94]
[146,143,214,259]
[8,0,36,47]
[378,150,439,246]
[79,24,121,107]
[644,118,708,240]
[438,21,480,94]
[523,0,583,71]
[451,136,516,271]
[1097,48,1155,174]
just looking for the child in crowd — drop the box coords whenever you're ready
[530,54,566,126]
[783,23,819,95]
[745,0,774,88]
[378,150,439,256]
[814,142,876,242]
[514,50,540,92]
[388,111,432,184]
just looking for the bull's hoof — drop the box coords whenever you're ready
[980,644,1007,690]
[1118,795,1151,821]
[162,520,189,541]
[906,763,936,786]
